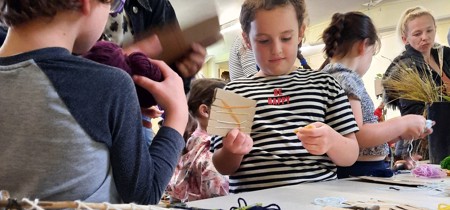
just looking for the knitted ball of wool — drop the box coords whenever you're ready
[441,156,450,170]
[83,41,132,74]
[83,41,162,108]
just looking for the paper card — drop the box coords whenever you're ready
[207,89,257,137]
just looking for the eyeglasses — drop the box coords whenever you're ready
[110,0,125,14]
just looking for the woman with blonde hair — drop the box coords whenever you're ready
[383,6,450,162]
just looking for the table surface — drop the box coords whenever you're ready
[186,173,450,210]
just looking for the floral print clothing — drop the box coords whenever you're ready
[166,129,228,202]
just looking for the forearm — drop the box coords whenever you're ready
[327,133,359,166]
[356,117,406,148]
[163,109,188,136]
[145,127,186,204]
[113,127,185,205]
[212,148,243,175]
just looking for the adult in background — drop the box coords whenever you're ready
[382,6,450,162]
[101,0,207,144]
[103,0,207,92]
[228,34,258,81]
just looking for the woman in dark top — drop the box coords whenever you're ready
[383,6,450,160]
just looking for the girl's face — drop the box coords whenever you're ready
[402,14,436,55]
[244,4,302,76]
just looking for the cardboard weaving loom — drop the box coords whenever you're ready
[207,89,257,137]
[128,15,223,66]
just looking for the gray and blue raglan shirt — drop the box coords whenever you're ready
[0,47,184,204]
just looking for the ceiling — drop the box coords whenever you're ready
[169,0,396,61]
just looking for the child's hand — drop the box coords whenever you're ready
[295,122,337,155]
[399,115,433,140]
[141,106,164,119]
[133,59,187,135]
[222,128,253,155]
[175,43,206,78]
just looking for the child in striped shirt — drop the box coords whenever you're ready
[211,0,359,194]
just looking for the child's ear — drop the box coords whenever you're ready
[357,39,369,55]
[198,104,210,118]
[298,24,306,44]
[242,32,252,50]
[80,0,91,15]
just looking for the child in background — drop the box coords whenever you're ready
[0,0,187,204]
[167,79,228,202]
[321,12,432,178]
[211,0,360,194]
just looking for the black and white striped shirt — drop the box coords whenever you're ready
[211,69,358,193]
[228,35,258,81]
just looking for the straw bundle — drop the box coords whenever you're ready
[382,63,449,106]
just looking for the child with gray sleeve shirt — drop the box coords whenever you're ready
[0,0,187,204]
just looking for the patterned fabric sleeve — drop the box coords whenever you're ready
[333,71,363,101]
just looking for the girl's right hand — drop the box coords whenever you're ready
[400,115,432,140]
[222,128,253,155]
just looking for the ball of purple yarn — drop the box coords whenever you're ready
[127,52,163,108]
[83,41,162,108]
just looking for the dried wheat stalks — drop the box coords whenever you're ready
[383,63,444,104]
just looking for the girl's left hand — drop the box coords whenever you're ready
[295,122,337,155]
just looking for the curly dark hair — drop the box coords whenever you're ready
[0,0,111,26]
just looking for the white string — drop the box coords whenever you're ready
[130,203,137,210]
[406,139,418,168]
[213,110,249,115]
[75,200,94,210]
[21,198,44,210]
[103,202,121,210]
[389,145,395,169]
[216,119,248,125]
[131,203,152,210]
